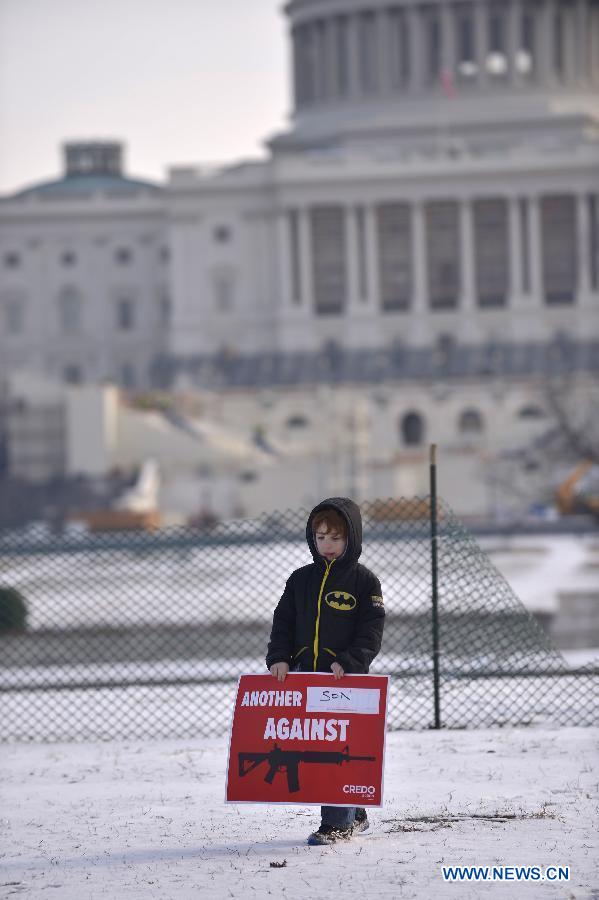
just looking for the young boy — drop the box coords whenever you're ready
[266,496,385,845]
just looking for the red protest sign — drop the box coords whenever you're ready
[225,673,388,806]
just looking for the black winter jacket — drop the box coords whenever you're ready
[266,498,385,675]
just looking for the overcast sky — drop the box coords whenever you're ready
[0,0,289,194]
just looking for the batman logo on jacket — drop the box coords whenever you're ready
[325,591,357,611]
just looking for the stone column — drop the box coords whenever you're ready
[345,206,361,311]
[412,201,427,313]
[577,192,592,302]
[528,195,543,307]
[364,204,379,308]
[474,0,489,87]
[407,4,424,93]
[508,195,523,303]
[460,199,476,312]
[298,208,313,311]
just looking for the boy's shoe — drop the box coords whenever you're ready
[307,823,355,845]
[353,807,371,835]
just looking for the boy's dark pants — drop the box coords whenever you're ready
[321,805,356,828]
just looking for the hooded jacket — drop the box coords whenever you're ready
[266,497,385,674]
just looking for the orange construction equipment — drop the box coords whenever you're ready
[555,460,599,516]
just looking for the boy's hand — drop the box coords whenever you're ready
[270,662,289,682]
[331,662,345,680]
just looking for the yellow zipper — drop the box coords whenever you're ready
[313,559,334,671]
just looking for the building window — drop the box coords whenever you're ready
[120,363,136,388]
[377,203,412,312]
[314,20,327,99]
[518,405,545,420]
[426,201,461,310]
[61,250,77,267]
[294,23,317,105]
[541,196,577,305]
[590,195,598,292]
[334,16,349,96]
[311,206,346,316]
[213,269,235,312]
[519,198,531,293]
[58,286,82,334]
[459,409,484,433]
[434,333,456,369]
[474,198,509,308]
[356,206,367,301]
[286,414,309,429]
[289,211,301,305]
[487,5,508,76]
[116,297,136,330]
[213,225,232,244]
[456,5,476,78]
[4,294,25,335]
[115,247,132,265]
[518,11,535,77]
[358,12,377,92]
[390,8,409,87]
[63,364,82,385]
[401,411,425,446]
[426,14,441,83]
[3,251,20,269]
[158,289,171,326]
[489,8,505,53]
[554,10,564,79]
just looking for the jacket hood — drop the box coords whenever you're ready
[306,497,363,569]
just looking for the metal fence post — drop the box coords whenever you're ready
[430,443,441,728]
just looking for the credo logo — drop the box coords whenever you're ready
[343,784,376,795]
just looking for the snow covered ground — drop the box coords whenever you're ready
[1,727,597,899]
[2,534,597,631]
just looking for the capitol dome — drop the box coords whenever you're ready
[273,0,599,151]
[10,142,161,200]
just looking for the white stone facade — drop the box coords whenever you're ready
[0,1,598,520]
[165,0,599,360]
[1,1,597,385]
[0,144,170,389]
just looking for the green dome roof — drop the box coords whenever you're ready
[10,173,162,200]
[6,142,163,201]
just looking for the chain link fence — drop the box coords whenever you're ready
[0,497,597,742]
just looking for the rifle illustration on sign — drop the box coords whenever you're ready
[238,744,376,793]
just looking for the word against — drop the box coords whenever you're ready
[442,866,570,883]
[306,687,380,715]
[263,717,349,742]
[241,690,302,708]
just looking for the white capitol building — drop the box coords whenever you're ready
[0,0,598,516]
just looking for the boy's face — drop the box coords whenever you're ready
[314,526,346,561]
